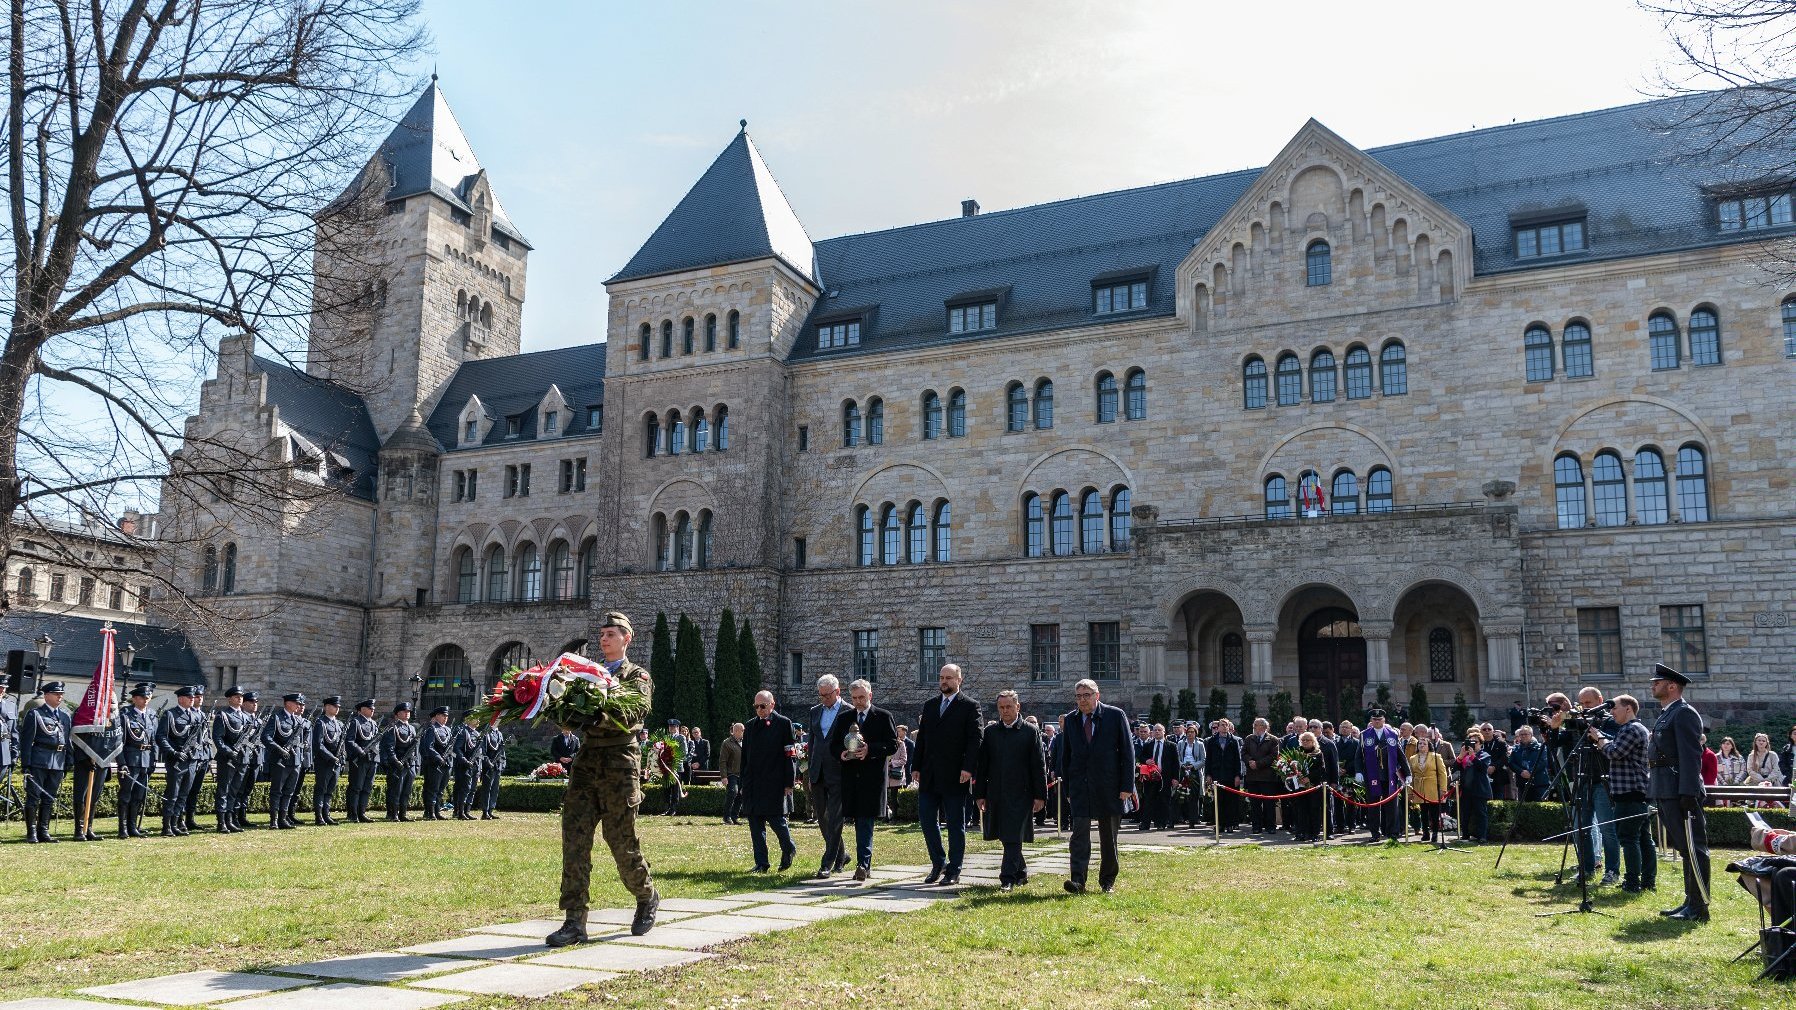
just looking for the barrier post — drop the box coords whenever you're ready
[1213,782,1221,844]
[1321,787,1330,843]
[1456,787,1464,842]
[1402,786,1410,843]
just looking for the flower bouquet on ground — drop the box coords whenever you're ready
[470,652,650,734]
[1275,748,1314,792]
[526,761,567,781]
[1137,759,1162,785]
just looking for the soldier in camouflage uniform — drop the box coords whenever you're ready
[546,611,659,946]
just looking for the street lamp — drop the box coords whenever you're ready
[32,633,54,696]
[117,642,138,719]
[410,672,423,707]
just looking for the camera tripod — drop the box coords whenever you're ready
[1538,731,1611,918]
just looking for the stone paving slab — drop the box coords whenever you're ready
[3,1001,160,1010]
[821,895,938,913]
[670,913,811,935]
[723,890,824,904]
[466,911,691,937]
[653,897,756,913]
[79,971,314,1005]
[872,886,966,901]
[588,907,696,926]
[218,983,465,1010]
[273,953,481,983]
[529,944,715,972]
[398,934,548,961]
[608,927,748,950]
[407,963,619,998]
[733,902,863,922]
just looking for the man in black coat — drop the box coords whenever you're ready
[1139,724,1177,831]
[806,674,853,877]
[686,728,711,780]
[1055,678,1134,893]
[549,728,581,766]
[741,691,798,873]
[913,662,982,885]
[824,678,898,881]
[975,691,1047,890]
[1206,719,1244,831]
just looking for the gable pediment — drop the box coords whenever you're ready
[1177,120,1473,332]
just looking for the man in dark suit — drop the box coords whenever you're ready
[913,662,982,885]
[806,674,853,876]
[549,728,581,767]
[824,678,898,881]
[1240,717,1282,834]
[1206,718,1244,831]
[1056,679,1133,893]
[1648,664,1710,922]
[686,727,711,781]
[741,691,798,873]
[975,690,1046,890]
[1139,724,1177,831]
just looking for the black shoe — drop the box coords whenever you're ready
[834,855,849,873]
[1621,883,1643,893]
[1017,874,1029,886]
[778,846,795,871]
[1063,880,1085,894]
[544,913,589,948]
[852,865,870,882]
[941,872,960,886]
[924,866,943,885]
[1667,905,1708,922]
[753,864,770,873]
[631,889,660,936]
[816,865,832,879]
[1000,882,1014,892]
[1659,903,1690,917]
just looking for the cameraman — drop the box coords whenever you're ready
[1544,687,1621,886]
[1588,694,1655,893]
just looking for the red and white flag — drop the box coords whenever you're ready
[72,625,117,734]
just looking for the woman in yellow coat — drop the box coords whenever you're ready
[1408,737,1451,843]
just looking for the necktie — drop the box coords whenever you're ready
[941,695,950,717]
[858,710,865,726]
[1084,714,1094,742]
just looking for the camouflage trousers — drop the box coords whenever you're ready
[560,741,653,911]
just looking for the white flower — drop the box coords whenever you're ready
[545,677,567,700]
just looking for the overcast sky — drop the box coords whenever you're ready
[420,0,1691,351]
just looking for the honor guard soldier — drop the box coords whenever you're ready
[1648,663,1711,922]
[70,708,119,842]
[420,706,453,819]
[212,686,256,833]
[547,611,659,947]
[181,684,213,833]
[379,702,420,820]
[478,721,506,820]
[262,693,308,829]
[451,712,484,820]
[287,699,312,826]
[155,685,205,836]
[0,673,16,813]
[312,696,346,825]
[343,699,380,822]
[117,683,156,837]
[235,692,265,829]
[20,682,73,843]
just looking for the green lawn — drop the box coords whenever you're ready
[0,815,1781,1009]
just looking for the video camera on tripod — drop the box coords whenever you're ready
[1526,698,1615,736]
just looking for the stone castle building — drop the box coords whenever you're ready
[158,83,1796,723]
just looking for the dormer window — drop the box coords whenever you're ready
[587,405,602,433]
[543,410,559,436]
[818,319,861,350]
[948,301,997,334]
[1717,187,1794,232]
[1514,218,1586,258]
[450,207,471,228]
[492,229,511,251]
[463,418,478,443]
[1094,279,1148,314]
[506,417,521,438]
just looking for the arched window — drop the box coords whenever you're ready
[727,310,741,349]
[1306,240,1332,286]
[1428,628,1457,682]
[857,505,875,566]
[947,389,966,437]
[1298,470,1324,515]
[638,323,651,361]
[843,401,861,447]
[673,513,693,571]
[549,541,574,600]
[1006,382,1029,431]
[681,317,695,355]
[933,501,952,562]
[1380,341,1408,395]
[704,313,717,352]
[1024,493,1045,557]
[1109,486,1132,551]
[221,543,237,593]
[866,398,884,445]
[906,502,927,563]
[1221,633,1245,684]
[1243,357,1268,409]
[1330,471,1358,515]
[714,405,730,450]
[455,548,476,603]
[1689,307,1721,365]
[1311,350,1336,403]
[1050,492,1075,556]
[15,566,33,598]
[1634,448,1669,525]
[1275,353,1302,405]
[922,391,943,439]
[645,413,660,458]
[1080,489,1105,553]
[457,290,469,320]
[1592,451,1627,526]
[485,544,509,600]
[1649,312,1680,370]
[1554,454,1587,529]
[880,504,900,565]
[1033,379,1054,429]
[692,408,710,452]
[651,515,669,572]
[1562,322,1593,377]
[1344,347,1372,399]
[518,543,543,601]
[488,643,527,688]
[1524,325,1554,381]
[1783,297,1796,357]
[1676,445,1710,521]
[666,409,684,456]
[1124,369,1146,420]
[1264,475,1292,519]
[697,511,713,569]
[1095,372,1118,423]
[577,540,595,598]
[660,320,673,358]
[1366,467,1393,512]
[422,645,474,716]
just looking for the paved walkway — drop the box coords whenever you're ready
[3,841,1178,1010]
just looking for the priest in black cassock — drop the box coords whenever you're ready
[974,690,1047,891]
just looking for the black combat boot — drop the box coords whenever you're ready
[631,888,660,936]
[544,911,589,948]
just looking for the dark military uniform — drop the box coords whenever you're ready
[20,689,73,843]
[478,725,506,819]
[287,711,312,825]
[0,677,17,814]
[312,701,345,826]
[155,691,206,836]
[261,698,307,829]
[451,719,483,819]
[1647,664,1710,920]
[116,687,157,837]
[379,706,420,820]
[182,687,213,831]
[212,694,257,832]
[235,696,265,828]
[70,720,120,841]
[420,712,453,819]
[343,702,381,822]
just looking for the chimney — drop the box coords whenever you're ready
[118,510,141,536]
[961,199,979,218]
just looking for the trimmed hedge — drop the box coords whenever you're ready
[1488,800,1794,848]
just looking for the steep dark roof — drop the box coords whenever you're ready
[0,613,202,692]
[378,82,530,247]
[610,128,817,285]
[425,344,607,450]
[253,357,380,500]
[787,89,1791,362]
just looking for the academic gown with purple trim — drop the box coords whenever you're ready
[1360,726,1407,800]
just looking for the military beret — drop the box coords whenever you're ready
[283,692,306,704]
[599,611,634,636]
[322,695,342,707]
[241,690,258,702]
[130,683,154,699]
[392,701,413,714]
[175,685,196,698]
[356,699,376,711]
[41,681,67,694]
[225,686,243,698]
[429,705,450,717]
[1651,663,1690,686]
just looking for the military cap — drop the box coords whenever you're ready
[1367,707,1388,719]
[241,690,258,702]
[41,681,67,695]
[667,718,681,727]
[599,611,634,636]
[356,698,376,711]
[1651,663,1690,686]
[175,685,197,698]
[392,701,413,714]
[0,672,10,688]
[322,695,342,707]
[283,692,306,704]
[224,686,243,698]
[429,705,450,718]
[191,683,207,695]
[129,683,154,698]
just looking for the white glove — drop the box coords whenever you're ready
[1354,773,1365,785]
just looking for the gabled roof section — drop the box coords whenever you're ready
[610,126,818,285]
[425,343,607,449]
[252,357,380,500]
[378,81,530,247]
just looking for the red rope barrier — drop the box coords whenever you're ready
[1325,785,1408,809]
[1217,783,1324,801]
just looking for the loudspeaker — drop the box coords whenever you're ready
[5,649,26,683]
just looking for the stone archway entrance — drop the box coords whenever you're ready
[1298,607,1365,720]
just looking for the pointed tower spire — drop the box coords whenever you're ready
[375,81,529,248]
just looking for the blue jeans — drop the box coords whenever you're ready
[917,789,966,873]
[853,816,874,869]
[1576,783,1621,877]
